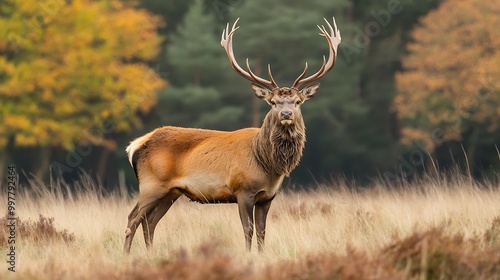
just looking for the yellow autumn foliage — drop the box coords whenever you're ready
[394,0,500,149]
[0,0,165,150]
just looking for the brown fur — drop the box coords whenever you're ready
[124,16,341,253]
[253,110,305,176]
[123,105,307,253]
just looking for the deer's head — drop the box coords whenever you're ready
[221,18,341,127]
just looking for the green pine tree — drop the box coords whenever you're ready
[161,0,244,131]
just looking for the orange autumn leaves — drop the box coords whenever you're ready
[0,0,165,150]
[394,0,499,150]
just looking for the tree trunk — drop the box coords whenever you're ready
[193,66,200,87]
[0,149,8,185]
[252,57,262,127]
[97,147,112,184]
[252,97,260,127]
[0,137,14,184]
[465,126,480,176]
[348,1,354,22]
[35,146,51,182]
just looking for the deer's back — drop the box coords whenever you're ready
[130,126,275,203]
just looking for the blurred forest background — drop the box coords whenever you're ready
[0,0,498,189]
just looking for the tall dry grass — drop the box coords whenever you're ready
[1,173,499,279]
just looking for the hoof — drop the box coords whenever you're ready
[125,228,131,236]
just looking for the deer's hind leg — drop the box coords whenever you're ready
[141,191,181,248]
[124,184,172,253]
[124,203,140,253]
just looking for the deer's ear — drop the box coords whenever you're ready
[251,83,271,101]
[300,83,320,100]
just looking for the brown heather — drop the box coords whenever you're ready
[1,173,500,279]
[0,215,74,247]
[93,223,500,280]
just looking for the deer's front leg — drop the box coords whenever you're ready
[237,195,254,251]
[255,198,273,252]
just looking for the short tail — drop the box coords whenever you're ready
[125,131,154,166]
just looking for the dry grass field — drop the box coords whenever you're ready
[1,173,500,279]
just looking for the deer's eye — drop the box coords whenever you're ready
[296,100,302,105]
[270,101,276,106]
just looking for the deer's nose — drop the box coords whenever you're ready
[281,110,292,120]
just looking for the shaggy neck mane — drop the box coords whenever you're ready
[252,112,306,176]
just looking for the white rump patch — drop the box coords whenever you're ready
[126,132,153,166]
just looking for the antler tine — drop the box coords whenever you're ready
[293,63,308,89]
[221,19,278,90]
[245,59,259,81]
[267,64,278,89]
[244,60,278,89]
[292,17,341,89]
[293,55,327,89]
[232,17,240,32]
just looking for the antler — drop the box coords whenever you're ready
[221,18,278,90]
[292,17,341,89]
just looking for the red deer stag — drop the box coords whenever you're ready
[124,17,341,253]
